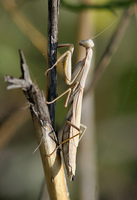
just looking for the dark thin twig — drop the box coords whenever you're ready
[47,0,60,128]
[85,8,133,96]
[60,0,133,12]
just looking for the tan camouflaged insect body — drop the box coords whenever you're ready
[46,39,94,181]
[62,40,94,180]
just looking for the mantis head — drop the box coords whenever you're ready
[79,39,94,48]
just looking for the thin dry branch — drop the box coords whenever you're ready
[47,0,60,127]
[0,0,64,151]
[4,50,69,200]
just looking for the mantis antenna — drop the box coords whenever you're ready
[91,19,117,40]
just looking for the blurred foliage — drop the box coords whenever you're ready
[0,0,137,200]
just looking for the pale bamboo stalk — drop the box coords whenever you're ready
[76,0,98,199]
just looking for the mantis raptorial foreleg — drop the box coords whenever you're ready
[45,44,84,86]
[46,44,74,85]
[45,39,94,180]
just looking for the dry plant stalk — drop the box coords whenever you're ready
[4,51,69,200]
[76,1,98,199]
[3,0,69,199]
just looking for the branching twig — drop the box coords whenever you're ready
[60,0,133,12]
[4,0,69,199]
[4,50,69,200]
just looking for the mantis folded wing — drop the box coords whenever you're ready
[45,39,94,180]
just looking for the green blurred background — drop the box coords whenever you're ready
[0,0,137,200]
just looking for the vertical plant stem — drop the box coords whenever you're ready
[46,1,69,199]
[76,0,98,199]
[47,0,59,128]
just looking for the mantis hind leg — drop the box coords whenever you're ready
[46,121,86,157]
[66,121,87,141]
[79,124,87,141]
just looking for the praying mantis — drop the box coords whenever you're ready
[45,38,94,181]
